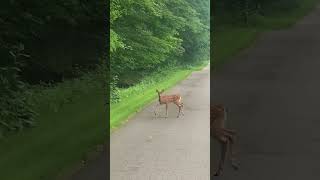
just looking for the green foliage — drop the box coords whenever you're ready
[110,0,210,96]
[0,0,105,83]
[110,61,208,130]
[28,65,105,114]
[0,69,107,180]
[213,0,303,26]
[0,45,35,137]
[212,28,258,70]
[110,76,120,103]
[0,0,106,137]
[213,0,319,69]
[0,69,35,137]
[110,29,124,53]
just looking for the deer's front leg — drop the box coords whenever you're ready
[165,104,168,118]
[154,103,160,117]
[215,136,229,176]
[224,129,239,170]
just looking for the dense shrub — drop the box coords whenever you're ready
[213,0,301,25]
[0,0,106,137]
[110,0,210,88]
[0,45,35,137]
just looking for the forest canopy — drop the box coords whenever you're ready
[110,0,210,87]
[0,0,105,136]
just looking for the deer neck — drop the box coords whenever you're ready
[158,94,162,103]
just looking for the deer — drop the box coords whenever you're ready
[211,104,239,176]
[154,89,184,118]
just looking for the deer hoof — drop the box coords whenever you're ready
[214,171,221,176]
[214,168,223,176]
[232,162,240,170]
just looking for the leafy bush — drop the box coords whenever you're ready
[28,63,106,114]
[0,0,105,84]
[0,50,106,138]
[110,0,210,86]
[213,0,301,25]
[0,45,35,137]
[110,76,120,103]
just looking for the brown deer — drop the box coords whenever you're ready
[211,104,239,176]
[154,89,184,118]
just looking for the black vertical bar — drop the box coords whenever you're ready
[210,0,214,179]
[106,0,111,179]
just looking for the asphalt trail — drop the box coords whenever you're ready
[69,67,210,180]
[110,66,210,180]
[70,148,108,180]
[212,4,320,180]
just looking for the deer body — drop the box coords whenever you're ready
[211,104,239,176]
[155,89,184,118]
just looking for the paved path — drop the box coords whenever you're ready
[212,4,320,180]
[70,148,108,180]
[110,66,210,180]
[69,67,210,180]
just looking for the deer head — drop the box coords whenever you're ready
[156,89,165,96]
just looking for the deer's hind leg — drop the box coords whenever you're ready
[175,102,183,118]
[214,135,229,176]
[214,129,239,176]
[223,129,239,170]
[180,103,184,116]
[174,102,184,118]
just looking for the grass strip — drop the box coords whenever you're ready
[213,0,320,70]
[110,61,209,131]
[0,72,107,180]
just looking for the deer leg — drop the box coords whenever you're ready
[225,130,239,170]
[175,102,181,118]
[154,103,160,117]
[177,102,184,117]
[214,136,229,176]
[180,103,184,116]
[165,104,168,118]
[214,135,229,176]
[230,141,239,170]
[220,129,239,171]
[223,128,236,135]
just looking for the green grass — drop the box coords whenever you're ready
[213,0,320,70]
[110,61,209,131]
[213,27,259,70]
[0,71,107,180]
[257,0,320,30]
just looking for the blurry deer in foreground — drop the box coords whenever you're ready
[154,89,184,118]
[211,104,239,176]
